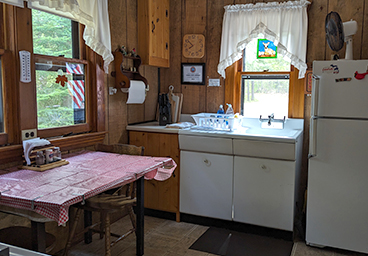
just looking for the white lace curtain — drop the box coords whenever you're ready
[0,0,113,73]
[218,0,310,79]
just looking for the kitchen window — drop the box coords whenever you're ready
[32,9,90,137]
[241,38,291,118]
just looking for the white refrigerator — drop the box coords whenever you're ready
[306,60,368,254]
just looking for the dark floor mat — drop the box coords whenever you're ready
[190,227,293,256]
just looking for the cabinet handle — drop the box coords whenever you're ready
[151,21,155,33]
[166,10,168,17]
[166,43,168,50]
[203,158,211,166]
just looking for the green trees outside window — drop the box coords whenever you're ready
[33,10,85,130]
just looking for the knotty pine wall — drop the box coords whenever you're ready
[107,0,368,207]
[107,0,368,144]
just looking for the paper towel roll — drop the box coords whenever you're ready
[125,80,146,104]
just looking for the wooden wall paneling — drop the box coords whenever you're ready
[181,84,206,113]
[181,0,206,65]
[181,0,207,114]
[306,0,328,63]
[361,0,368,59]
[108,0,128,144]
[2,5,19,144]
[160,0,182,94]
[0,4,3,49]
[16,7,37,130]
[326,0,364,60]
[86,49,97,132]
[127,0,145,125]
[144,65,159,121]
[224,60,241,114]
[288,67,305,119]
[96,64,106,132]
[205,0,225,113]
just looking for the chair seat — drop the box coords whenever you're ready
[85,194,136,210]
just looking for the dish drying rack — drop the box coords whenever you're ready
[191,113,236,131]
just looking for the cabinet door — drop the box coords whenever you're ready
[233,156,295,231]
[129,131,179,214]
[180,150,233,221]
[138,0,169,67]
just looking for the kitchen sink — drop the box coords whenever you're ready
[243,128,300,137]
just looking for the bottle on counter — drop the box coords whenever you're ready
[217,105,225,114]
[53,147,61,161]
[225,103,234,115]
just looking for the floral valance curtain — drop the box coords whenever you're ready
[218,0,310,79]
[0,0,113,73]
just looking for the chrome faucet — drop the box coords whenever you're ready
[268,113,274,126]
[259,114,286,127]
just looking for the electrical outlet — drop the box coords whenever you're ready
[21,129,37,141]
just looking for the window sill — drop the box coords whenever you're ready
[0,131,107,165]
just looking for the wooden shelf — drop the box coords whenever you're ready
[111,49,148,90]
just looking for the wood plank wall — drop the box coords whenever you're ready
[107,0,368,141]
[106,0,368,209]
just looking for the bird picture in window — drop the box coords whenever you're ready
[257,39,277,59]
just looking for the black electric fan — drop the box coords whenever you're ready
[325,11,344,58]
[325,11,357,60]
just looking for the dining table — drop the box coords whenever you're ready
[0,150,177,255]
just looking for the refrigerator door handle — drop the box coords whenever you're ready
[311,76,319,116]
[308,117,317,158]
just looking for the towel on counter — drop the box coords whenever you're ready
[166,122,194,129]
[23,138,51,165]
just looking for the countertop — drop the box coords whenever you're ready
[126,121,180,134]
[126,117,304,143]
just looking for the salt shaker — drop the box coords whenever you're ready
[53,147,61,161]
[36,151,45,165]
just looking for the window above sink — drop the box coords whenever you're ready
[241,38,290,119]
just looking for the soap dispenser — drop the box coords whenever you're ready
[225,103,234,115]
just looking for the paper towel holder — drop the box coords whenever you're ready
[110,48,149,93]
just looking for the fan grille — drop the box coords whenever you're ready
[325,11,344,52]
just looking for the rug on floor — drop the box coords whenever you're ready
[189,227,293,256]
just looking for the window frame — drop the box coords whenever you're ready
[34,54,91,138]
[240,72,290,117]
[225,60,305,119]
[0,3,106,164]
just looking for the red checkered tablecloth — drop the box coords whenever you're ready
[0,151,176,226]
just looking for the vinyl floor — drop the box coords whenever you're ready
[59,215,368,256]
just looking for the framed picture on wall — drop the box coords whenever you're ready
[257,39,277,59]
[181,63,205,85]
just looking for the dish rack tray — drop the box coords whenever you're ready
[192,113,235,131]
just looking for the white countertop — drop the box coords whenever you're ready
[126,117,304,143]
[126,121,180,134]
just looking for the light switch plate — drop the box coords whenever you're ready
[21,129,37,141]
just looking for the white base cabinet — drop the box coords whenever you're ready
[233,156,295,231]
[180,150,233,221]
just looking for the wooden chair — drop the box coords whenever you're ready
[0,205,56,253]
[63,143,144,256]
